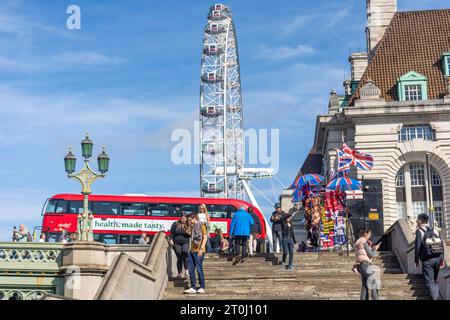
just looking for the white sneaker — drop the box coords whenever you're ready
[196,288,205,294]
[183,288,197,294]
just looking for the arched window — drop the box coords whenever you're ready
[431,168,441,186]
[395,163,444,227]
[396,168,404,187]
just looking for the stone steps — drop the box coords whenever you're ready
[167,280,426,289]
[164,293,431,300]
[164,251,430,300]
[165,288,429,296]
[200,268,404,275]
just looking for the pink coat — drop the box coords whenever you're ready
[355,237,372,264]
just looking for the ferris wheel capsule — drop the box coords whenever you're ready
[205,23,226,34]
[201,179,225,194]
[202,142,223,155]
[201,72,223,83]
[200,105,224,117]
[203,44,223,55]
[208,4,230,20]
[227,104,241,112]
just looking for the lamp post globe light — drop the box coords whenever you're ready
[64,133,110,242]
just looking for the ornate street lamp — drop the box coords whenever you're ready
[64,133,110,242]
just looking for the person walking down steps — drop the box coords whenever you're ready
[248,206,261,256]
[281,213,296,270]
[184,213,208,294]
[270,203,285,253]
[230,206,254,264]
[169,212,192,279]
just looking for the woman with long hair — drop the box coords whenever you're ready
[169,212,192,278]
[354,227,380,300]
[199,203,212,252]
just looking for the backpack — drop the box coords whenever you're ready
[420,226,444,258]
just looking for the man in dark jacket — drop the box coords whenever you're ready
[248,207,261,256]
[414,213,444,300]
[270,203,285,253]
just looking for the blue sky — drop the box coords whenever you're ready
[0,0,447,240]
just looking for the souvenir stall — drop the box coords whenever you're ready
[291,143,373,252]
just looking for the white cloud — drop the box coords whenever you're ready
[280,14,318,37]
[51,52,126,66]
[257,44,316,61]
[325,9,351,28]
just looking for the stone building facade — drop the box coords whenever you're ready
[301,1,450,239]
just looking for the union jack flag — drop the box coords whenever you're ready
[330,167,350,180]
[337,148,351,172]
[339,143,373,171]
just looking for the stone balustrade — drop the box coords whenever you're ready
[0,241,151,300]
[0,242,64,300]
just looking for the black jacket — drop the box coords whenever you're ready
[170,221,190,245]
[250,212,262,234]
[270,211,285,231]
[281,222,296,243]
[414,225,442,263]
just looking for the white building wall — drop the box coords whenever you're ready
[353,118,450,239]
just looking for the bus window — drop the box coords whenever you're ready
[45,200,68,213]
[68,201,84,214]
[149,203,170,217]
[206,204,230,219]
[94,234,117,244]
[132,235,142,244]
[181,204,196,215]
[230,206,237,218]
[92,202,119,215]
[118,235,132,244]
[121,203,147,216]
[167,204,183,217]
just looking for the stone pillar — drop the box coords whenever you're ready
[404,164,414,228]
[366,0,397,59]
[328,90,340,115]
[61,242,108,300]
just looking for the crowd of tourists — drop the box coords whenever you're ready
[167,203,267,294]
[10,225,74,243]
[7,204,446,300]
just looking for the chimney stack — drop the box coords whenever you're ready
[349,52,368,81]
[366,0,397,59]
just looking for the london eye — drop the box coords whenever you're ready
[200,4,244,199]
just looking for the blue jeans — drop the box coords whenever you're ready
[206,238,212,253]
[188,251,205,290]
[282,239,294,267]
[422,256,443,300]
[357,261,379,300]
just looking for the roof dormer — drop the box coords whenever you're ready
[443,53,450,77]
[397,71,428,101]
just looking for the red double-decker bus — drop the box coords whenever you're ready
[41,194,267,244]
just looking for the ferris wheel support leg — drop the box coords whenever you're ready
[241,180,274,253]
